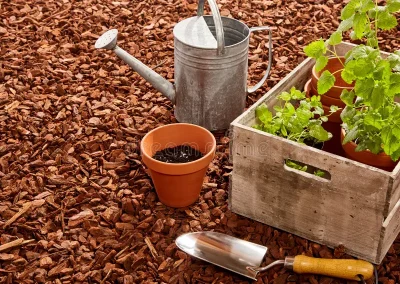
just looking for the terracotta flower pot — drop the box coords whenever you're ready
[304,79,345,156]
[311,57,354,99]
[304,79,342,123]
[141,123,216,207]
[309,82,346,108]
[340,128,397,171]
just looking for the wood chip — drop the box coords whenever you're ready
[0,1,398,283]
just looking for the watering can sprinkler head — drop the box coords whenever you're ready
[95,29,118,50]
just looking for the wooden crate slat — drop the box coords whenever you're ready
[379,199,400,262]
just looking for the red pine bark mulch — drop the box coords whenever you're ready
[0,0,399,283]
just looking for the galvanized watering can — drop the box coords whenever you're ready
[95,0,272,131]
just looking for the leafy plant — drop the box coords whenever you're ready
[253,87,337,146]
[253,87,338,175]
[304,0,400,161]
[285,159,327,178]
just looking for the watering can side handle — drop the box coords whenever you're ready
[197,0,225,55]
[247,26,273,93]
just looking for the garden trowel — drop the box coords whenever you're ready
[175,231,374,281]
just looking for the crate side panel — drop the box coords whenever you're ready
[230,126,388,261]
[378,199,400,263]
[387,177,400,216]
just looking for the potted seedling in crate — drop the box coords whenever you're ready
[305,0,400,170]
[253,87,337,176]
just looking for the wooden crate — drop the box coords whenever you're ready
[229,42,400,264]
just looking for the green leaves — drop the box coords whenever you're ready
[253,88,334,148]
[338,16,354,32]
[315,56,329,72]
[370,83,385,109]
[364,112,383,130]
[343,125,359,144]
[341,0,359,20]
[341,69,356,84]
[377,9,398,30]
[353,13,368,39]
[340,106,357,124]
[360,0,375,12]
[353,59,375,77]
[278,91,291,101]
[355,78,374,99]
[304,39,326,59]
[381,126,400,160]
[255,104,272,124]
[317,71,336,95]
[387,52,400,71]
[286,160,307,172]
[328,32,342,46]
[371,6,398,30]
[340,89,356,106]
[310,125,331,142]
[388,73,400,96]
[387,0,400,12]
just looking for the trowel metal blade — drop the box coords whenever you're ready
[175,232,268,280]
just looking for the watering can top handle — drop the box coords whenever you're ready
[197,0,225,55]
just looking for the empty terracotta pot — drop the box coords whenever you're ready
[141,123,216,207]
[340,128,397,171]
[304,79,342,123]
[311,57,354,99]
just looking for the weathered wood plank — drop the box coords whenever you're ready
[385,177,400,217]
[379,198,400,262]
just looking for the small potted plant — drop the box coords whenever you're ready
[304,0,400,170]
[253,87,336,176]
[140,123,216,207]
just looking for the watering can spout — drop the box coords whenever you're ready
[95,29,176,103]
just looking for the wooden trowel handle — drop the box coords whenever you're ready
[290,255,374,281]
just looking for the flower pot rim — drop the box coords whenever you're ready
[310,82,345,104]
[140,123,217,168]
[312,56,353,90]
[304,79,343,123]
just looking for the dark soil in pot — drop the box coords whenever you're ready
[153,145,204,163]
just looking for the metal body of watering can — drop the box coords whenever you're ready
[95,0,272,131]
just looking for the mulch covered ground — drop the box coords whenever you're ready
[0,0,399,283]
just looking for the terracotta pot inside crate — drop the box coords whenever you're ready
[309,82,346,108]
[311,57,354,99]
[141,123,216,207]
[304,79,342,123]
[340,128,397,171]
[303,80,345,156]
